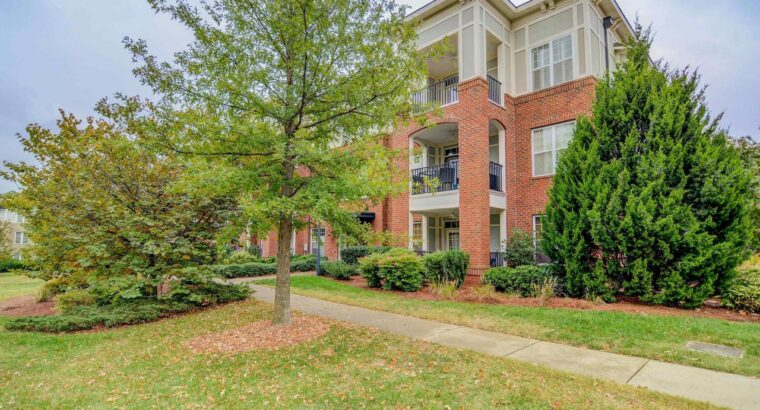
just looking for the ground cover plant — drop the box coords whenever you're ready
[258,275,760,377]
[0,299,712,409]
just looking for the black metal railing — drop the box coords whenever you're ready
[489,161,503,192]
[412,76,459,111]
[411,162,459,195]
[489,252,504,267]
[487,75,502,105]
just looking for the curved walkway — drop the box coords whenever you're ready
[242,280,759,410]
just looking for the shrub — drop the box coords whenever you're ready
[378,252,423,292]
[222,251,260,265]
[0,259,26,272]
[290,255,326,272]
[87,276,151,305]
[483,265,559,297]
[40,271,89,298]
[503,229,535,267]
[340,245,392,265]
[722,268,760,313]
[430,280,458,299]
[422,250,469,287]
[321,261,355,280]
[56,289,96,314]
[359,253,385,288]
[212,262,277,278]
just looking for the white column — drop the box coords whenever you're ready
[500,210,507,254]
[421,215,429,252]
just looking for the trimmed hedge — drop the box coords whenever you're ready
[483,265,560,297]
[0,259,26,272]
[359,248,422,292]
[291,255,326,272]
[422,250,469,287]
[321,261,355,280]
[723,268,760,313]
[340,246,392,265]
[212,262,277,278]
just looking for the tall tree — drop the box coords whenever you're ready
[731,135,760,250]
[542,26,753,307]
[1,98,238,281]
[127,0,426,324]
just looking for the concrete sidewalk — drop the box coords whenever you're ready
[246,283,760,410]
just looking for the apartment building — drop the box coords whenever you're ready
[0,207,29,260]
[254,0,634,271]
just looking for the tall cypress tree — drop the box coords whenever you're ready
[542,25,753,307]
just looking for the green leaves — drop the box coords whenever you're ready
[543,25,753,307]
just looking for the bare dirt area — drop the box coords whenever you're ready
[341,275,760,323]
[186,314,332,354]
[0,295,56,317]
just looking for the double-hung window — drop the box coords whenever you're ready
[532,121,575,176]
[15,232,28,244]
[531,34,573,91]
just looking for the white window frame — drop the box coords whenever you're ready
[530,33,574,91]
[531,121,576,177]
[14,231,28,245]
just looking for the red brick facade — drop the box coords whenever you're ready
[255,76,597,267]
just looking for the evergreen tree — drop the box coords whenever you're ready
[542,25,753,307]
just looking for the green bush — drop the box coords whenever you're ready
[55,289,96,313]
[321,261,355,280]
[222,251,261,265]
[422,250,469,287]
[483,265,560,297]
[87,276,150,305]
[0,259,26,272]
[212,262,277,278]
[340,245,392,265]
[378,252,424,292]
[359,253,385,288]
[503,228,535,267]
[291,255,326,272]
[5,301,195,333]
[722,268,760,313]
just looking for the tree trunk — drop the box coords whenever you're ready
[272,216,293,325]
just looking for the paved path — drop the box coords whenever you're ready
[242,282,759,410]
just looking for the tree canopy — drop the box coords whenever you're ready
[126,0,428,323]
[542,26,753,307]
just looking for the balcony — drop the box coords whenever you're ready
[412,76,459,113]
[489,162,503,192]
[411,162,459,195]
[487,75,502,105]
[490,252,504,267]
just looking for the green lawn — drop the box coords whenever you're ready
[0,300,713,409]
[256,276,760,378]
[0,272,43,302]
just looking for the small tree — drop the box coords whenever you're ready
[542,26,753,307]
[1,100,237,283]
[732,136,760,251]
[502,228,535,267]
[127,0,427,324]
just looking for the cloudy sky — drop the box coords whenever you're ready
[1,0,758,193]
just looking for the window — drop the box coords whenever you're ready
[15,232,28,245]
[412,222,422,251]
[531,34,573,91]
[15,214,25,223]
[532,121,575,176]
[310,227,325,255]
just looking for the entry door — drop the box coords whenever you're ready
[446,229,460,251]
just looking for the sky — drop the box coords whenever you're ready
[1,0,759,193]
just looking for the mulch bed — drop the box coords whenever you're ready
[186,315,332,354]
[0,295,56,317]
[340,275,760,323]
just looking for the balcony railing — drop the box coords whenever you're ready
[412,76,459,112]
[489,161,503,192]
[487,75,502,105]
[490,252,504,267]
[411,162,459,195]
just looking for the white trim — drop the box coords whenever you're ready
[530,32,575,92]
[531,121,576,177]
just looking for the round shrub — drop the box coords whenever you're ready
[56,289,96,314]
[378,252,424,292]
[359,253,385,288]
[321,261,355,280]
[722,268,760,313]
[483,265,560,297]
[0,259,26,272]
[340,245,392,265]
[422,250,469,287]
[222,250,261,265]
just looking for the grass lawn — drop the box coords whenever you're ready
[0,272,43,302]
[0,300,714,409]
[256,276,760,378]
